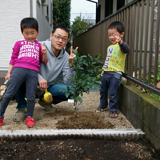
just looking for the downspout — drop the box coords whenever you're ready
[32,0,37,19]
[30,0,33,17]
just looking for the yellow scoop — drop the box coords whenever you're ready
[42,89,53,103]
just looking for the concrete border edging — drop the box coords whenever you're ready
[0,129,145,140]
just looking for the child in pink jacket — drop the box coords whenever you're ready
[0,17,48,128]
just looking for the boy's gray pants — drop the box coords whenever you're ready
[0,67,38,117]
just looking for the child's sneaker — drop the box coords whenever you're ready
[95,106,107,112]
[25,116,35,128]
[109,111,118,118]
[0,117,4,126]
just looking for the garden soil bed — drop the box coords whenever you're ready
[0,138,159,160]
[0,91,160,159]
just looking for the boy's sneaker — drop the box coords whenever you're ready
[109,111,118,118]
[38,99,57,112]
[95,106,107,113]
[25,116,35,128]
[0,117,4,126]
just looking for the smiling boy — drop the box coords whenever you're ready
[96,21,130,118]
[0,17,48,127]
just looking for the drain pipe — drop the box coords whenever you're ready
[86,0,98,24]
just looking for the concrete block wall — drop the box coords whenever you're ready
[118,82,160,150]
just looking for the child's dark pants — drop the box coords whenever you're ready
[0,68,37,117]
[100,72,122,112]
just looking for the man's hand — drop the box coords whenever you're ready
[41,42,47,55]
[38,78,47,90]
[68,46,78,64]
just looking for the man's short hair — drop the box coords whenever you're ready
[52,24,69,38]
[20,17,39,33]
[108,21,124,34]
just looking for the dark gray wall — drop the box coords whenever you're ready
[118,81,160,150]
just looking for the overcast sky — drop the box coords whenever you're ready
[70,0,98,24]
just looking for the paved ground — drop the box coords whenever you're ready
[1,92,135,130]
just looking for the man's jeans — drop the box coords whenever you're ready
[100,72,122,112]
[16,83,71,110]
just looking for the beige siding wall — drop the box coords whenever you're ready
[0,0,30,70]
[0,0,53,69]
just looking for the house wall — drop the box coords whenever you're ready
[98,0,105,20]
[126,0,133,4]
[113,0,117,13]
[98,0,134,21]
[0,0,30,70]
[0,0,53,70]
[36,0,53,41]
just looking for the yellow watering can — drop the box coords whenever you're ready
[42,89,53,103]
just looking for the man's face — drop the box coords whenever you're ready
[50,28,69,53]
